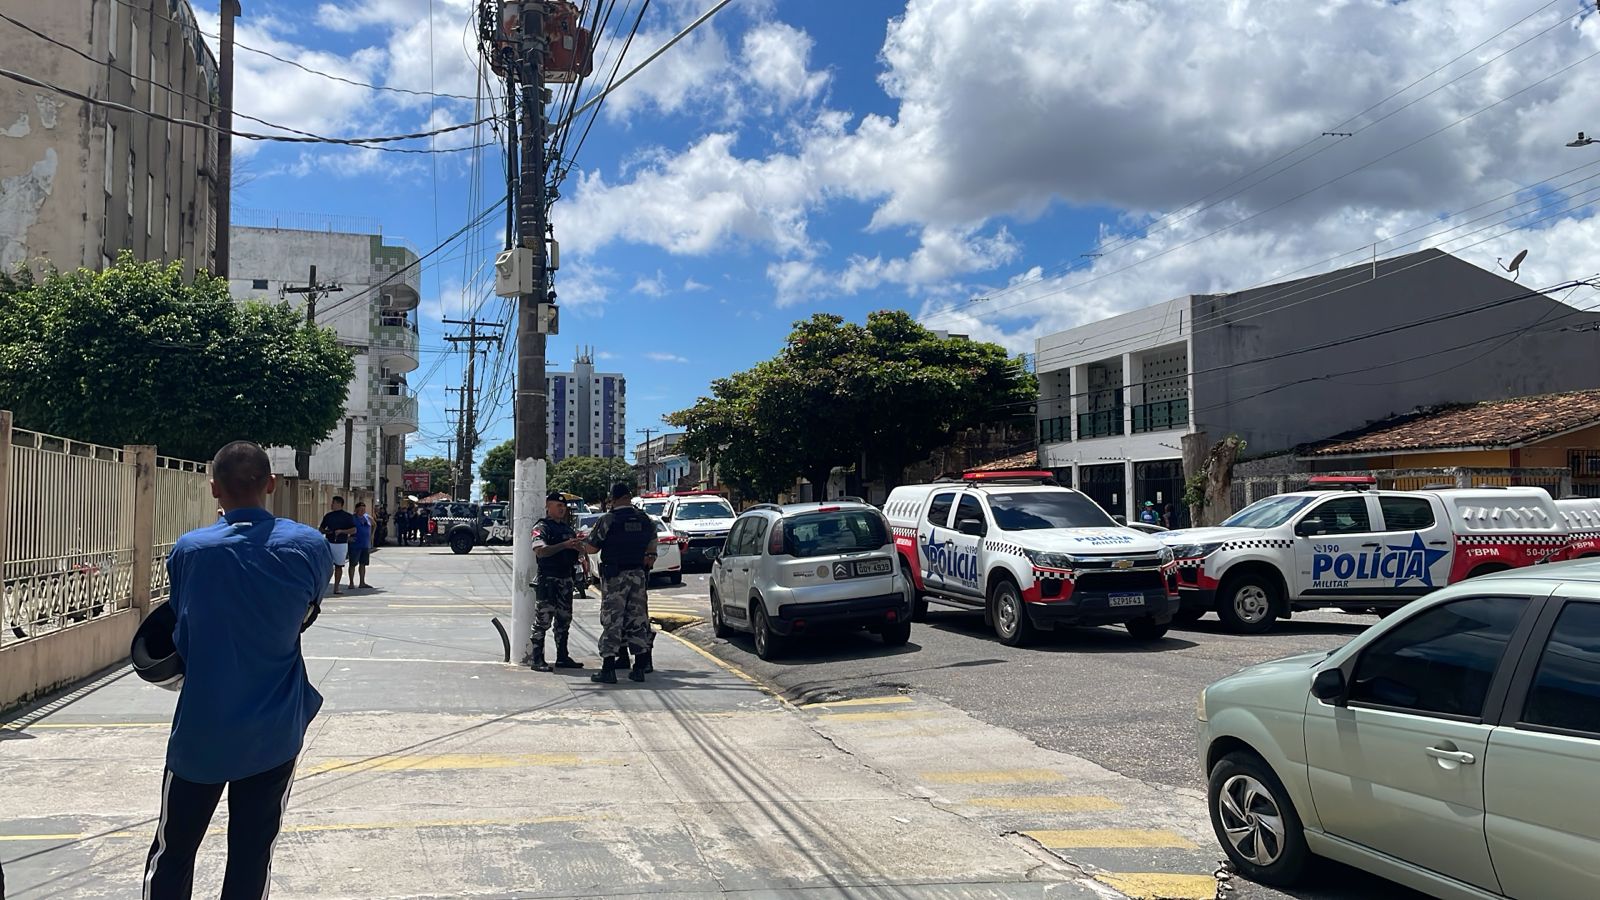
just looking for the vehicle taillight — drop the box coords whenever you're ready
[660,535,679,544]
[768,522,786,555]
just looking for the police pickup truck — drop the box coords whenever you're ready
[1158,476,1572,633]
[884,471,1179,646]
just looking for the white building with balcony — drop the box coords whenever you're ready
[229,223,421,512]
[547,350,626,463]
[1035,250,1600,525]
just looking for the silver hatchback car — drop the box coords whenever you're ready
[1197,559,1600,899]
[708,501,913,659]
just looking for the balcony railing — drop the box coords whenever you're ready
[1039,416,1071,444]
[1078,408,1124,439]
[1132,397,1189,433]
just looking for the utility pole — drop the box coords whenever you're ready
[637,427,656,492]
[341,416,355,490]
[510,0,551,665]
[283,264,343,480]
[443,317,503,499]
[215,0,241,277]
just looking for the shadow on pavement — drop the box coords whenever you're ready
[922,611,1200,653]
[1175,618,1370,638]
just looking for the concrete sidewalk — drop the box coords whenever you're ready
[1,547,1114,899]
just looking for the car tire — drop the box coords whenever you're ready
[752,602,784,660]
[989,579,1035,647]
[669,573,683,586]
[449,533,474,555]
[1125,616,1169,641]
[911,596,930,622]
[1216,573,1279,634]
[881,620,912,647]
[1208,751,1310,887]
[710,586,732,638]
[1172,608,1205,626]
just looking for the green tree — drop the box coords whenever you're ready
[405,456,455,495]
[0,256,353,460]
[549,455,637,503]
[671,311,1035,497]
[479,439,515,500]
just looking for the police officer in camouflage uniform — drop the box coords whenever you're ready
[529,492,586,673]
[584,482,656,684]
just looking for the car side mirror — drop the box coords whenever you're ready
[703,547,721,562]
[1295,519,1323,538]
[1311,668,1347,705]
[1112,515,1127,525]
[957,519,985,537]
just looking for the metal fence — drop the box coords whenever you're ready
[3,430,137,646]
[151,456,216,601]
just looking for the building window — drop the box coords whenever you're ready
[146,175,154,236]
[130,21,139,84]
[252,279,269,290]
[148,54,159,112]
[104,125,116,194]
[127,151,135,217]
[164,194,171,253]
[108,0,117,59]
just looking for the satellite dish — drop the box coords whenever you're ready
[1498,249,1529,281]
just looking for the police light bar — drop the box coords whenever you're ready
[962,470,1058,484]
[1308,475,1377,490]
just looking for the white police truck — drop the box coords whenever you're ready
[884,471,1179,646]
[662,491,738,568]
[1158,476,1573,633]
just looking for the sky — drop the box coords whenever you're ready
[193,0,1600,470]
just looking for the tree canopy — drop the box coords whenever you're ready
[405,456,454,496]
[0,256,354,461]
[479,439,514,500]
[669,311,1034,498]
[549,455,637,503]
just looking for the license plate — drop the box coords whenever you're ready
[1108,592,1144,607]
[854,559,892,576]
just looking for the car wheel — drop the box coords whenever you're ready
[1216,573,1279,634]
[752,602,784,660]
[669,573,683,586]
[710,586,731,638]
[1172,608,1205,626]
[1125,616,1169,640]
[989,579,1035,647]
[449,533,474,555]
[881,620,912,647]
[1208,752,1310,887]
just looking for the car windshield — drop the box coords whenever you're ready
[483,507,506,523]
[1221,495,1316,529]
[640,500,669,516]
[675,501,734,520]
[781,510,889,558]
[988,491,1117,531]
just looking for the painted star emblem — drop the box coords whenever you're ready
[1387,533,1451,588]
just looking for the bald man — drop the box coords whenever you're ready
[143,441,330,900]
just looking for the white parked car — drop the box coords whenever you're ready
[650,515,683,585]
[1197,559,1600,899]
[663,492,738,568]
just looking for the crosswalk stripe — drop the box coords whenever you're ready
[1025,828,1197,849]
[299,753,621,776]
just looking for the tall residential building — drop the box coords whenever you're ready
[547,350,626,462]
[0,0,220,273]
[228,223,421,512]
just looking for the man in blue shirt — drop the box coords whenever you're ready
[143,441,330,900]
[347,501,373,589]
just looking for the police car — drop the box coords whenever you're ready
[662,491,738,568]
[884,471,1179,646]
[1558,496,1600,558]
[1159,476,1574,633]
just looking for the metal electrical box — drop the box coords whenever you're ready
[494,248,534,297]
[535,303,559,335]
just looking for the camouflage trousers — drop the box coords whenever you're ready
[532,576,575,644]
[597,568,652,658]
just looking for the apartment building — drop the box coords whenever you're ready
[0,0,219,273]
[229,224,421,512]
[1035,250,1599,523]
[547,351,626,462]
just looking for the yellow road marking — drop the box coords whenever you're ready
[966,795,1122,813]
[385,604,501,609]
[1026,828,1197,849]
[661,631,793,709]
[298,752,621,776]
[0,816,588,844]
[815,710,938,723]
[0,833,95,842]
[5,722,167,730]
[798,695,912,709]
[1095,872,1218,899]
[919,769,1066,785]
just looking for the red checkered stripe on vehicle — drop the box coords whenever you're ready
[892,526,918,540]
[1031,566,1075,582]
[984,539,1027,555]
[1176,558,1204,569]
[1569,530,1600,554]
[1218,538,1293,550]
[1455,534,1567,546]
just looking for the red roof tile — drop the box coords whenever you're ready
[1307,390,1600,457]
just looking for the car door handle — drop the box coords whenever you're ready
[1425,746,1476,765]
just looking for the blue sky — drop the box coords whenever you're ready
[198,0,1600,469]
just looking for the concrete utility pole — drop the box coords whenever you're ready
[215,0,241,277]
[444,317,503,499]
[283,264,342,479]
[637,427,656,492]
[510,0,551,664]
[341,416,355,490]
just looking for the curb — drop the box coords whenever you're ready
[651,612,704,632]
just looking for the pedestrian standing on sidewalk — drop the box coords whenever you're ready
[529,492,587,673]
[584,482,656,684]
[142,440,328,900]
[319,497,357,595]
[348,502,373,589]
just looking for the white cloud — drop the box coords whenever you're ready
[740,22,830,108]
[632,270,669,296]
[645,352,690,363]
[683,277,710,292]
[552,265,613,315]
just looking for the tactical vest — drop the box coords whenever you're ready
[536,517,579,575]
[598,507,652,570]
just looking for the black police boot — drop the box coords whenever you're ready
[628,653,647,683]
[590,657,618,684]
[639,649,654,674]
[615,647,631,670]
[530,638,553,673]
[554,635,584,669]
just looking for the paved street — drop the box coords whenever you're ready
[682,597,1431,900]
[2,548,1121,899]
